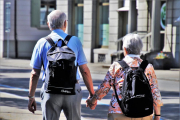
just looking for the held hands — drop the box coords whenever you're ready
[86,96,97,110]
[28,98,36,114]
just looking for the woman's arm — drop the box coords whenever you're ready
[154,106,161,120]
[87,62,121,107]
[145,64,163,120]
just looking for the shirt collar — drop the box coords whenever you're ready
[51,29,64,35]
[49,29,66,40]
[123,54,142,67]
[52,29,64,34]
[126,54,140,58]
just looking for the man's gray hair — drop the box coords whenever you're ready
[47,10,66,30]
[122,34,143,55]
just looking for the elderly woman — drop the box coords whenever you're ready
[86,34,163,120]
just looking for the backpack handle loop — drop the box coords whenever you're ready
[58,35,72,47]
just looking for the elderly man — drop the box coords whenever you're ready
[87,34,163,120]
[28,10,96,120]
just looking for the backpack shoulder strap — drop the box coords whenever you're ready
[139,60,148,72]
[44,36,55,47]
[113,80,122,109]
[117,60,129,69]
[113,60,129,110]
[63,35,73,45]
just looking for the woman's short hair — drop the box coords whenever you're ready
[47,10,66,30]
[122,34,143,55]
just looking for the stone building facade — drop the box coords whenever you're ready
[0,0,179,67]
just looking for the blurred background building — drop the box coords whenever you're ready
[0,0,179,68]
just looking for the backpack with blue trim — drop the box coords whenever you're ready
[43,35,77,95]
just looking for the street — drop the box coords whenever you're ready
[0,60,179,120]
[0,66,110,120]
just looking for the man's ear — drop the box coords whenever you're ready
[64,20,67,28]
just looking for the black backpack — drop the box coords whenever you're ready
[113,60,153,118]
[43,35,77,95]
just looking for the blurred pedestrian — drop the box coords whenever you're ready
[28,10,96,120]
[86,34,163,120]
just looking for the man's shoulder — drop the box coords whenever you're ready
[69,35,79,42]
[68,35,82,46]
[35,37,47,47]
[39,37,47,42]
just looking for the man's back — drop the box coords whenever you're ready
[30,29,87,81]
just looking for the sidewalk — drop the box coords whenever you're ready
[0,58,179,120]
[0,58,179,81]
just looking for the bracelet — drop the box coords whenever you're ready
[155,114,161,116]
[28,95,35,99]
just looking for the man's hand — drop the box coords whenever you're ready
[86,98,97,110]
[28,98,36,114]
[86,95,97,110]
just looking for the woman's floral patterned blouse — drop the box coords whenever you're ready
[94,55,163,114]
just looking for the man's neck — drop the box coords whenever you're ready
[51,28,65,32]
[61,28,66,32]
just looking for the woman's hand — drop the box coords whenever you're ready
[86,96,97,110]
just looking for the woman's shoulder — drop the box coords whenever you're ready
[144,63,156,75]
[108,61,124,74]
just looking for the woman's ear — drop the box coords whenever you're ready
[123,47,128,56]
[47,22,51,30]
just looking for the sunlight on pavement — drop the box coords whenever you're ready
[0,84,165,120]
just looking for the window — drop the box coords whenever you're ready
[97,0,109,48]
[31,0,56,29]
[74,0,84,44]
[40,1,56,26]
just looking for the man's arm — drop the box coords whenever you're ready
[28,68,41,113]
[79,64,95,97]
